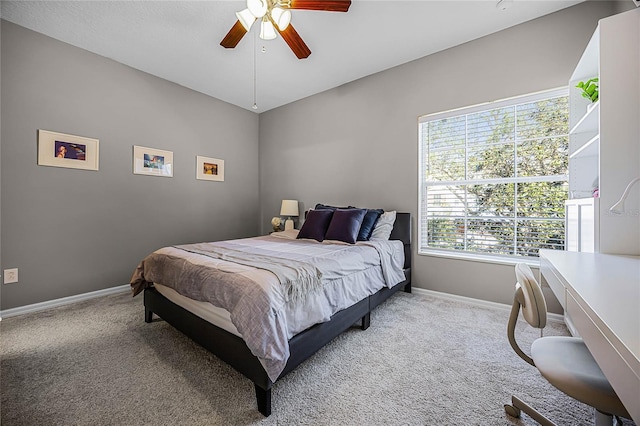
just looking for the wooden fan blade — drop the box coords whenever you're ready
[288,0,351,12]
[220,20,247,48]
[278,24,311,59]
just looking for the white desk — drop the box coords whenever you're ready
[539,249,640,423]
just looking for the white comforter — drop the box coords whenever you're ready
[131,232,405,381]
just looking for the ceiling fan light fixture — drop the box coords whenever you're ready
[260,19,277,40]
[236,9,257,31]
[247,0,267,18]
[221,0,351,60]
[271,7,291,30]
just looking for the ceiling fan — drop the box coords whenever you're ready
[220,0,352,59]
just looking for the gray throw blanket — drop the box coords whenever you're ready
[174,243,323,303]
[130,236,405,382]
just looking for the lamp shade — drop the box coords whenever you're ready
[259,19,277,40]
[280,200,299,217]
[247,0,267,18]
[271,7,291,30]
[236,9,257,31]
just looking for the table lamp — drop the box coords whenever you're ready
[280,200,299,230]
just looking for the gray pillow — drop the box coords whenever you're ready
[370,211,396,240]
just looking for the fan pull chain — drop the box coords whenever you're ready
[252,31,258,110]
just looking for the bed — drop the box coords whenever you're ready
[130,211,411,416]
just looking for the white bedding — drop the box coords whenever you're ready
[132,233,405,381]
[153,235,404,339]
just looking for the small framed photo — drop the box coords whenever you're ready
[38,130,99,171]
[196,156,224,182]
[133,146,173,177]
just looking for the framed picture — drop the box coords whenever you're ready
[37,130,99,171]
[196,156,224,182]
[133,146,173,177]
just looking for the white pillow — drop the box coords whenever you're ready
[370,210,396,240]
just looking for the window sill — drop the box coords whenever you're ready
[418,249,541,268]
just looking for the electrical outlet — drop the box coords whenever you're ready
[4,268,18,284]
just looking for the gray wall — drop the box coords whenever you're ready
[2,2,631,311]
[0,20,3,309]
[259,1,620,311]
[1,21,259,310]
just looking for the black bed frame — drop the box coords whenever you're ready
[143,212,412,416]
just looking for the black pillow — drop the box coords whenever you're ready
[357,209,384,241]
[315,203,355,211]
[297,209,334,242]
[324,209,367,244]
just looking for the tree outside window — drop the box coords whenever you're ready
[419,89,568,259]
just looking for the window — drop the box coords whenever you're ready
[418,89,569,260]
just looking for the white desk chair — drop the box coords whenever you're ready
[504,263,630,426]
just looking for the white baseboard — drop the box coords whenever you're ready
[1,284,565,325]
[411,287,565,324]
[0,284,130,320]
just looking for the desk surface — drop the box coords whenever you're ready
[539,249,640,422]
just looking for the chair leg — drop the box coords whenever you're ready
[505,396,556,426]
[504,401,521,418]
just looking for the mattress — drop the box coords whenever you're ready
[154,282,241,337]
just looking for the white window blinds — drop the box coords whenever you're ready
[418,89,569,259]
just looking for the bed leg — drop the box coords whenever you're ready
[361,312,371,330]
[254,384,272,417]
[145,307,153,323]
[403,282,412,293]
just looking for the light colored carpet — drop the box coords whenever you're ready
[1,290,635,426]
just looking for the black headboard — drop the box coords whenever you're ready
[390,213,411,270]
[302,210,411,270]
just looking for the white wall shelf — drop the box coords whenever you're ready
[569,134,599,159]
[570,100,599,135]
[566,9,640,256]
[568,25,599,202]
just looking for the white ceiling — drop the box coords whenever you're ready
[1,0,585,112]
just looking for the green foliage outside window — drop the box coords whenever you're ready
[421,94,569,258]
